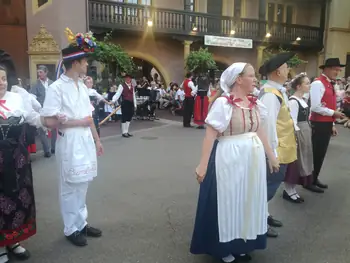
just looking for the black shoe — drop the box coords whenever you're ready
[51,149,55,154]
[283,191,303,204]
[66,231,87,246]
[127,133,133,137]
[81,225,102,237]
[122,133,129,138]
[44,152,51,158]
[267,227,278,238]
[7,244,30,260]
[234,254,252,261]
[303,185,324,193]
[267,216,283,227]
[315,180,328,189]
[196,126,205,129]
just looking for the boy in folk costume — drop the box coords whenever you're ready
[112,73,137,138]
[41,29,103,246]
[308,58,345,191]
[258,52,297,238]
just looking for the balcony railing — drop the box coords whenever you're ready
[89,0,323,47]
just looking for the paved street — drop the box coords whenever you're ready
[27,120,349,263]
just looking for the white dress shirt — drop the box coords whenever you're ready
[112,83,137,108]
[288,96,308,131]
[310,74,334,116]
[259,80,289,157]
[40,79,49,90]
[88,88,104,102]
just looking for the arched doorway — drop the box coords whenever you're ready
[209,61,228,82]
[127,51,171,86]
[132,57,164,84]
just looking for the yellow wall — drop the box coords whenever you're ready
[324,0,350,66]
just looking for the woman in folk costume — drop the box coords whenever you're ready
[0,50,46,262]
[283,73,318,204]
[190,63,279,263]
[193,75,211,129]
[41,29,103,247]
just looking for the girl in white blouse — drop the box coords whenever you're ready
[285,74,321,199]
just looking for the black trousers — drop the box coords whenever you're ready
[121,100,134,123]
[311,121,333,183]
[183,97,194,127]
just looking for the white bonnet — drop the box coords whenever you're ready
[220,62,247,95]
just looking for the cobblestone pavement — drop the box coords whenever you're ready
[27,121,349,263]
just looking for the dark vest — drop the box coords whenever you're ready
[122,83,134,102]
[289,98,309,122]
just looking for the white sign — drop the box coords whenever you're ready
[204,35,253,49]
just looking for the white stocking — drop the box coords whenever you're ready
[121,123,127,134]
[126,122,130,133]
[222,254,235,263]
[9,243,26,254]
[284,183,298,200]
[0,247,8,263]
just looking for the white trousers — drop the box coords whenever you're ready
[59,177,89,236]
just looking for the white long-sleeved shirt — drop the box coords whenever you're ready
[288,95,308,131]
[180,79,197,96]
[259,80,289,157]
[88,88,104,102]
[112,83,137,108]
[310,74,334,116]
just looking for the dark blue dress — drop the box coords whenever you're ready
[190,140,267,260]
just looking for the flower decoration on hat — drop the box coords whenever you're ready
[64,27,97,53]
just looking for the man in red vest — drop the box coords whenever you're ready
[182,72,197,127]
[112,73,137,138]
[309,58,345,192]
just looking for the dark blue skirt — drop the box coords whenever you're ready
[190,140,267,259]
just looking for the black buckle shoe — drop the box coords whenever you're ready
[81,225,102,238]
[127,133,133,137]
[283,191,304,204]
[122,133,129,138]
[315,180,328,189]
[6,244,30,260]
[303,185,324,193]
[268,216,283,227]
[234,254,252,261]
[66,231,87,246]
[267,227,279,238]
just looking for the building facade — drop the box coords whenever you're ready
[1,0,349,82]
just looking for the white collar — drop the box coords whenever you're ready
[321,74,332,82]
[60,74,83,84]
[266,80,286,93]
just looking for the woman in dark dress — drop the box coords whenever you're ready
[0,50,43,262]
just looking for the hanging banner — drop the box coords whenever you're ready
[204,35,253,49]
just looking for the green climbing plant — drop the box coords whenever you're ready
[263,47,307,68]
[92,32,135,75]
[186,48,217,73]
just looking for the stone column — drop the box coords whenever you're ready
[256,45,266,71]
[183,40,193,74]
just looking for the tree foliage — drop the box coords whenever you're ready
[263,47,307,68]
[92,32,135,74]
[186,48,217,73]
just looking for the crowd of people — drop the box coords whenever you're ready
[0,26,347,263]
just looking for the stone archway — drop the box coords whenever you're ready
[28,25,60,82]
[127,51,171,86]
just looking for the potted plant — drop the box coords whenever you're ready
[92,32,135,82]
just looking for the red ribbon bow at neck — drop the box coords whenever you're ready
[0,100,11,119]
[224,95,257,109]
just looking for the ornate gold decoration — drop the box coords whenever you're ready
[28,25,60,54]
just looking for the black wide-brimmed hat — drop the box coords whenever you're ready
[319,58,346,69]
[259,52,295,75]
[121,72,133,78]
[0,49,18,90]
